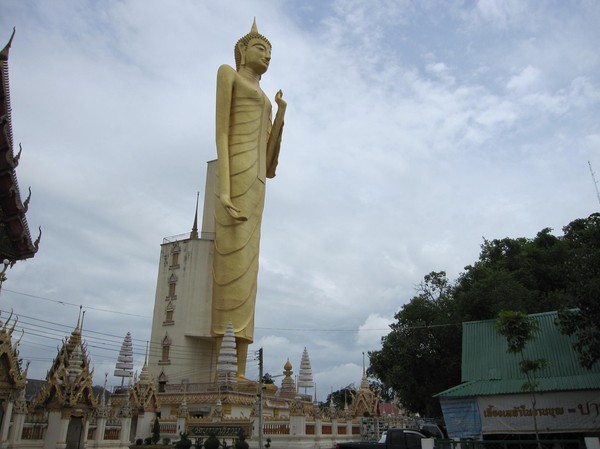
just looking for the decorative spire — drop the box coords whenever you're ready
[216,322,237,386]
[360,351,369,390]
[114,332,134,386]
[66,341,84,381]
[191,192,199,240]
[66,307,83,352]
[178,393,189,418]
[139,341,151,384]
[279,358,296,398]
[297,347,314,390]
[96,372,108,417]
[13,386,27,414]
[329,387,334,408]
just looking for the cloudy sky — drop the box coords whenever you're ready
[1,1,599,395]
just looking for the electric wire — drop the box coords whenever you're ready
[1,288,461,384]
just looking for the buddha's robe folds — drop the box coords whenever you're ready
[212,68,282,341]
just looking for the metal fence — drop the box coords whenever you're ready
[434,438,584,449]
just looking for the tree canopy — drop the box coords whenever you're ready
[368,213,600,418]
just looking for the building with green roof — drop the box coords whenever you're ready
[435,311,600,440]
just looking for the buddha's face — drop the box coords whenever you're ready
[242,38,271,75]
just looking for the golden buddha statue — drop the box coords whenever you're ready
[212,20,286,377]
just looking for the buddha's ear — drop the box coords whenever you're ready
[237,42,246,65]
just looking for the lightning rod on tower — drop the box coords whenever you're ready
[588,161,600,207]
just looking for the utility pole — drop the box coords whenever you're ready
[588,160,600,207]
[257,348,264,449]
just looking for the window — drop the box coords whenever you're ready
[159,335,171,365]
[163,301,174,325]
[166,274,178,300]
[171,252,179,267]
[158,371,167,392]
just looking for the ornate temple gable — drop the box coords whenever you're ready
[0,29,40,262]
[31,313,97,412]
[350,354,380,418]
[0,311,27,396]
[131,358,159,413]
[351,388,379,418]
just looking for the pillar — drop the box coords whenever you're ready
[314,417,322,437]
[177,415,187,436]
[0,400,13,443]
[7,410,25,444]
[94,416,107,446]
[119,416,132,445]
[289,414,306,436]
[43,410,70,449]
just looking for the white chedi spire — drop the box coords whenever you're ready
[297,347,314,389]
[216,322,237,385]
[114,332,134,386]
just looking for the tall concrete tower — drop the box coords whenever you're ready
[148,161,220,387]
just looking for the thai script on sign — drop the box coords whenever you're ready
[484,405,564,419]
[576,402,600,416]
[484,401,600,419]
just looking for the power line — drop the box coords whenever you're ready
[1,288,152,318]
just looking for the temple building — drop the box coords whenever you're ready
[0,27,40,446]
[0,29,40,280]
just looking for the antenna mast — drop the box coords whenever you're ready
[588,161,600,207]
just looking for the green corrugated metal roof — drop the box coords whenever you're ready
[435,373,600,397]
[462,311,597,381]
[435,311,600,398]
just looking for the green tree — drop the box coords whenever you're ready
[368,380,394,402]
[454,231,570,322]
[368,272,461,417]
[326,384,356,410]
[496,310,549,448]
[557,213,600,368]
[151,416,160,444]
[262,373,275,384]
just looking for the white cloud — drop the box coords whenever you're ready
[356,314,394,348]
[507,65,541,91]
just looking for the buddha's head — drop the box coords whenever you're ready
[235,19,272,75]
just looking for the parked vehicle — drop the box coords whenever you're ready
[335,428,430,449]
